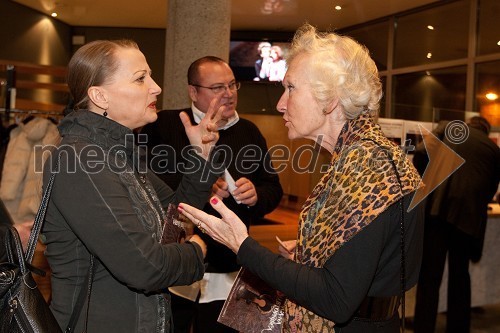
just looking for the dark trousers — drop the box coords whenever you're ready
[413,217,472,333]
[171,293,237,333]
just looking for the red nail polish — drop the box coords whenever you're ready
[177,205,183,211]
[210,197,218,205]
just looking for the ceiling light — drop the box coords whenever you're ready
[426,52,432,59]
[335,5,342,10]
[486,92,498,101]
[426,71,431,76]
[497,41,500,46]
[427,25,434,30]
[51,12,57,17]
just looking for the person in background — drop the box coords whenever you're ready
[268,45,287,82]
[412,116,500,333]
[177,23,424,333]
[42,39,224,333]
[141,56,283,333]
[254,41,272,81]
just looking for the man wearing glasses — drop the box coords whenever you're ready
[141,56,283,333]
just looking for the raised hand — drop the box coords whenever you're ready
[180,93,225,159]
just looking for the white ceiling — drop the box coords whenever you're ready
[12,0,439,31]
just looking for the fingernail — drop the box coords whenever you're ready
[211,197,218,205]
[178,204,183,211]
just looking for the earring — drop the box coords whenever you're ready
[103,108,108,117]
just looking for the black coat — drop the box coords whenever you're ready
[413,126,500,257]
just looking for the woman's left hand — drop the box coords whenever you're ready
[185,234,207,258]
[178,197,249,253]
[180,93,225,160]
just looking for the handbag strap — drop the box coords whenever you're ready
[25,168,57,264]
[21,156,98,332]
[362,139,406,332]
[388,157,406,333]
[65,255,98,333]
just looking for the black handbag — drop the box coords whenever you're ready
[0,166,96,333]
[0,226,62,332]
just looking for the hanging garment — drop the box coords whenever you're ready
[0,116,60,223]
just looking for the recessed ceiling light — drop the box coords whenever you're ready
[51,12,58,17]
[427,25,434,30]
[486,92,498,101]
[427,52,432,59]
[335,5,342,10]
[497,41,500,46]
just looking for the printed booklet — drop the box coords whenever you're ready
[218,268,285,332]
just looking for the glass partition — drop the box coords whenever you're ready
[345,20,390,71]
[477,0,500,55]
[393,0,469,68]
[393,66,467,121]
[475,60,500,128]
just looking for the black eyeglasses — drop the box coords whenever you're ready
[190,81,241,94]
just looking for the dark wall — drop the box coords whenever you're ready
[0,3,288,112]
[0,1,72,66]
[0,3,165,86]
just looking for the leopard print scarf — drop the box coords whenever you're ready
[282,113,421,332]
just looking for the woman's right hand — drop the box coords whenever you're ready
[186,234,207,259]
[178,197,249,254]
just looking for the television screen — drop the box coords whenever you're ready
[230,41,290,82]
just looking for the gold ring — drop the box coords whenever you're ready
[199,226,206,234]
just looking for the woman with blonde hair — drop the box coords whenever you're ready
[178,24,424,333]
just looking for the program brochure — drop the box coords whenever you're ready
[218,268,285,333]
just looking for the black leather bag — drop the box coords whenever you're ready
[0,226,63,333]
[0,162,95,333]
[0,168,62,333]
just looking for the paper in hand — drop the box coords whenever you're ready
[275,236,293,254]
[223,169,241,204]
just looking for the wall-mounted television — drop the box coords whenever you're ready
[229,41,291,82]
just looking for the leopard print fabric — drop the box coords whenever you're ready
[283,113,422,332]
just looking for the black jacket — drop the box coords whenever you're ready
[42,111,219,333]
[413,126,500,257]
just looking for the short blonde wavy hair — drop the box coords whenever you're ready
[287,24,382,119]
